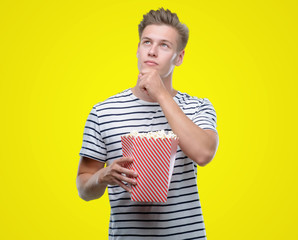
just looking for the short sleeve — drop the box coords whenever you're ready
[192,98,218,135]
[79,106,107,163]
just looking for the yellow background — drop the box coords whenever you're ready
[1,0,297,239]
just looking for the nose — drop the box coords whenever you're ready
[148,44,158,57]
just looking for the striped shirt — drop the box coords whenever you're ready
[79,88,217,240]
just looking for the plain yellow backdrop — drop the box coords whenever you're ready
[1,0,297,239]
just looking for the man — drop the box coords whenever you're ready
[77,7,219,239]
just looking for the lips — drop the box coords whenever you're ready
[145,61,158,65]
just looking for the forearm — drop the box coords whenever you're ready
[76,169,107,201]
[158,92,214,166]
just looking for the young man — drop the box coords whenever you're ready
[77,8,219,239]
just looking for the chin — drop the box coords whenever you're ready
[140,64,159,71]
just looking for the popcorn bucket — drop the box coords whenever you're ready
[121,131,179,203]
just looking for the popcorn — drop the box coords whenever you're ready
[121,130,179,203]
[124,130,178,140]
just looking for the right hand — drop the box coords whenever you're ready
[99,157,138,192]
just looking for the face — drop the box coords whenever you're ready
[137,24,185,79]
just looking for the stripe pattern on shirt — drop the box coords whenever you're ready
[79,89,217,240]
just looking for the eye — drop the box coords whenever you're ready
[161,43,169,48]
[144,41,151,45]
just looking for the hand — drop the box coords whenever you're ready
[99,157,138,192]
[137,69,168,102]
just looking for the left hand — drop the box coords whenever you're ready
[137,69,167,102]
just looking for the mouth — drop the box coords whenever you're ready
[144,61,158,66]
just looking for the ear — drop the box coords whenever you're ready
[175,49,185,66]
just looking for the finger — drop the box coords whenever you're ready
[116,157,133,165]
[114,178,132,193]
[118,166,138,178]
[115,157,134,167]
[117,173,137,185]
[115,157,138,177]
[117,157,134,163]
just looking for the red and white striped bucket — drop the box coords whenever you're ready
[121,134,178,203]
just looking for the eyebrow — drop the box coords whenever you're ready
[141,37,173,46]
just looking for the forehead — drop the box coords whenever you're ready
[141,24,179,46]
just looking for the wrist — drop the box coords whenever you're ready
[96,168,107,186]
[157,89,172,104]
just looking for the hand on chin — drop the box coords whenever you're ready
[132,68,163,102]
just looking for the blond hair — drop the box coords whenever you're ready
[138,7,189,52]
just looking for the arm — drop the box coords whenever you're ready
[158,92,219,166]
[136,69,219,166]
[76,156,138,201]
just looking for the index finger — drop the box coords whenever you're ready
[116,157,138,177]
[116,157,134,163]
[118,166,138,178]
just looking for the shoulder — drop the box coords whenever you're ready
[176,91,211,107]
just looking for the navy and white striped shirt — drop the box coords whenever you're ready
[79,88,217,240]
